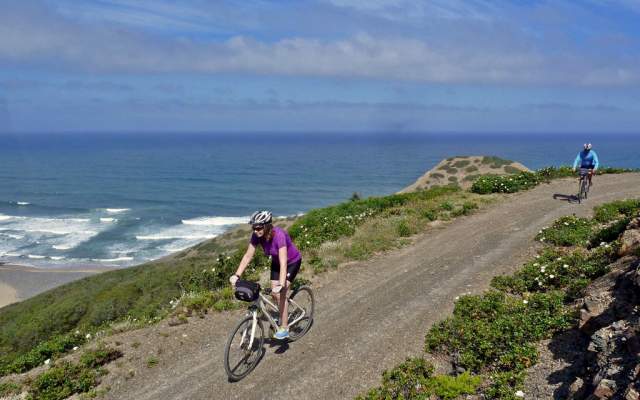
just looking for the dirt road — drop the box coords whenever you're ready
[102,174,640,400]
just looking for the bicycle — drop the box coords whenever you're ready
[577,168,592,203]
[223,281,315,381]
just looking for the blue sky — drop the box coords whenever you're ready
[1,0,639,133]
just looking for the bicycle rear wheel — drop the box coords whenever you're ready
[287,286,315,341]
[223,315,264,381]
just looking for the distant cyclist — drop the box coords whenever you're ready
[572,143,599,186]
[229,210,302,340]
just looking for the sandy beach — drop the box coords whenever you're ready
[0,263,110,309]
[0,280,17,308]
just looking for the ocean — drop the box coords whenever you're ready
[0,132,638,268]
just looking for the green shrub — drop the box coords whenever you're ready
[440,201,454,211]
[427,372,481,399]
[465,165,479,173]
[590,218,631,245]
[453,160,471,168]
[491,245,616,299]
[471,172,541,194]
[357,358,434,400]
[425,290,571,372]
[421,209,438,221]
[431,172,445,179]
[146,356,158,368]
[28,361,99,400]
[503,165,520,174]
[79,344,123,369]
[593,199,640,223]
[536,215,595,246]
[484,371,526,400]
[462,202,478,215]
[0,333,86,375]
[481,156,513,168]
[396,220,414,237]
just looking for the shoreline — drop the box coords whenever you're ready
[0,263,110,309]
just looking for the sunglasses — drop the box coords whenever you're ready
[252,225,265,232]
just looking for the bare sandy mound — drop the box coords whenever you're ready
[399,155,530,193]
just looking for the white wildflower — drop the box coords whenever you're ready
[557,257,562,261]
[564,222,569,226]
[211,268,215,272]
[535,255,541,259]
[549,275,555,279]
[605,244,611,248]
[523,300,528,304]
[600,242,606,246]
[75,330,80,335]
[533,263,539,267]
[515,390,525,398]
[85,333,91,339]
[563,264,569,268]
[44,359,50,365]
[73,346,78,351]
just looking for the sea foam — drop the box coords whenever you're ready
[106,208,130,214]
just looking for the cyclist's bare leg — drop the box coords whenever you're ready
[271,280,290,329]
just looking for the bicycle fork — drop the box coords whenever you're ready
[240,309,259,351]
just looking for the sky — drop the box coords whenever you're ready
[1,0,639,134]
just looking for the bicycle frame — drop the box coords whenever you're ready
[243,289,308,350]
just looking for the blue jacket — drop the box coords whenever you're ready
[573,150,599,170]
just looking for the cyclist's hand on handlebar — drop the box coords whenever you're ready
[229,275,239,286]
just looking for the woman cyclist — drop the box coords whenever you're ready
[229,210,302,340]
[572,143,600,186]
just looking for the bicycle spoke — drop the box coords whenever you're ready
[224,315,264,381]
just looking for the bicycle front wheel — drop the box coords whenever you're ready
[223,315,264,381]
[287,286,315,341]
[580,178,588,202]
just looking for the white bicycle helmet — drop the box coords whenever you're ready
[583,143,592,150]
[249,210,272,225]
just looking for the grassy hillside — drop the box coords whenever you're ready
[1,184,487,376]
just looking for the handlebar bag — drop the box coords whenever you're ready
[234,279,261,302]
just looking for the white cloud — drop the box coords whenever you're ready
[1,1,639,86]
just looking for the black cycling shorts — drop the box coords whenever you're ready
[270,258,302,283]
